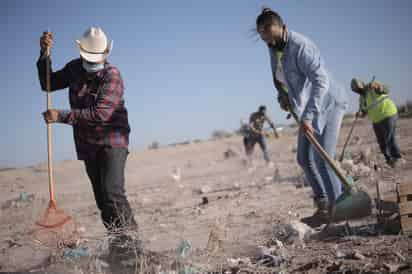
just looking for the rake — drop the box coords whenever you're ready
[32,38,74,246]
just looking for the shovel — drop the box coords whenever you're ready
[289,110,372,223]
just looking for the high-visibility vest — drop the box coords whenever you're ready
[360,89,397,123]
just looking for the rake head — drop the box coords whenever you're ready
[31,200,77,248]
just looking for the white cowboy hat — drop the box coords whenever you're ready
[76,26,113,63]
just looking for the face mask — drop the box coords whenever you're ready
[82,60,104,73]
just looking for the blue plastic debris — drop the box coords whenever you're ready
[19,192,29,201]
[177,239,191,258]
[63,247,89,259]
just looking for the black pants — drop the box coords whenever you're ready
[84,147,137,232]
[373,115,402,162]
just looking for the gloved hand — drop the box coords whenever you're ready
[277,92,290,112]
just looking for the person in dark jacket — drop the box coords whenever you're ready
[37,27,138,256]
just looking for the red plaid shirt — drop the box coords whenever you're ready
[37,56,130,160]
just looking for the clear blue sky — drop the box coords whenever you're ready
[1,0,411,167]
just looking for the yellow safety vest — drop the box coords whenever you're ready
[360,89,397,123]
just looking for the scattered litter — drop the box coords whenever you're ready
[177,239,192,258]
[284,220,314,245]
[63,247,89,259]
[207,219,226,254]
[340,159,371,177]
[335,250,345,259]
[360,147,373,164]
[345,250,366,261]
[394,251,406,262]
[341,159,355,174]
[342,151,353,161]
[93,258,109,273]
[350,135,362,145]
[4,238,22,248]
[247,165,256,173]
[120,258,137,267]
[287,211,299,218]
[257,254,284,267]
[326,261,343,272]
[265,176,274,182]
[170,167,182,182]
[227,257,252,267]
[199,185,212,194]
[383,262,410,273]
[76,226,86,234]
[179,265,198,274]
[19,192,30,201]
[273,168,280,180]
[200,196,209,206]
[274,239,284,249]
[2,192,35,209]
[356,164,371,176]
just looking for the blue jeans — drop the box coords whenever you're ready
[297,106,345,206]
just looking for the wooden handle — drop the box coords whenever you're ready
[45,47,56,205]
[290,111,352,191]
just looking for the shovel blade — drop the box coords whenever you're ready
[332,190,372,222]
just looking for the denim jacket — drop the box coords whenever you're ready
[269,31,347,134]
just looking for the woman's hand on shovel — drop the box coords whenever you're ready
[301,120,314,135]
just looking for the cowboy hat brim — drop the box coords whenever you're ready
[75,40,113,63]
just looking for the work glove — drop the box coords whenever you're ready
[277,91,290,112]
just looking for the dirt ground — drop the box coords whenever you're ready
[0,117,411,273]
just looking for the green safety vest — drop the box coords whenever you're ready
[360,89,397,123]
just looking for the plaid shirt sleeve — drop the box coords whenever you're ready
[37,53,70,92]
[57,67,123,125]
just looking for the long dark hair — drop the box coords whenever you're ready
[256,8,284,30]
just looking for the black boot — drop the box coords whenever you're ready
[301,198,330,228]
[109,233,143,260]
